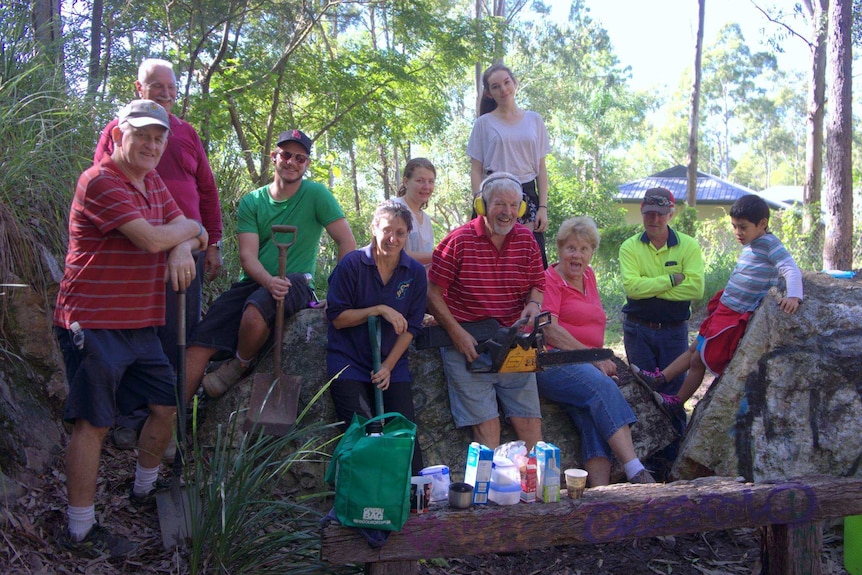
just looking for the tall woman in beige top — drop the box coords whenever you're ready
[467,64,551,268]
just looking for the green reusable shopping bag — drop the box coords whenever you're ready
[325,411,416,532]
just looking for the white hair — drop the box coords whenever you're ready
[138,59,175,83]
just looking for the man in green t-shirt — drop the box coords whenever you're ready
[186,130,356,399]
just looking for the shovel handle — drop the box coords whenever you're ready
[271,225,296,381]
[174,287,186,478]
[368,315,384,417]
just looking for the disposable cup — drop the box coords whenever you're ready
[564,468,588,499]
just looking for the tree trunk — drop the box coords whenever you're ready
[379,144,392,199]
[86,0,103,98]
[350,144,360,213]
[686,0,705,208]
[31,0,64,74]
[474,0,483,117]
[803,0,828,234]
[823,0,853,269]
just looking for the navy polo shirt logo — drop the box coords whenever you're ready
[396,279,411,300]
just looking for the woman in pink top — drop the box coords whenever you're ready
[536,217,655,486]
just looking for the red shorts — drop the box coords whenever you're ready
[697,291,752,376]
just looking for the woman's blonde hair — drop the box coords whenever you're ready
[556,216,600,251]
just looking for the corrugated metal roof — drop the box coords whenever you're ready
[616,165,785,208]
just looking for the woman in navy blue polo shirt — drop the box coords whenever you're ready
[326,200,427,474]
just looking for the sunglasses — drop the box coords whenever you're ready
[275,151,309,164]
[643,195,673,207]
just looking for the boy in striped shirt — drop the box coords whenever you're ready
[631,194,803,414]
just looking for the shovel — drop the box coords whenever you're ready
[157,286,197,549]
[367,315,385,434]
[243,225,303,436]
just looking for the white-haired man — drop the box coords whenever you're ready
[427,173,545,450]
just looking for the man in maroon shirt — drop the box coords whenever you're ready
[94,58,223,449]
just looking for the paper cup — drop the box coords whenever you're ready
[564,468,588,499]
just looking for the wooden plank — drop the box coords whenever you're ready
[760,522,824,575]
[320,475,862,565]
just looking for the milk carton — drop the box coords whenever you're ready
[535,441,561,503]
[464,442,493,505]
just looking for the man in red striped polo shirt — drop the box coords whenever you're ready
[53,100,209,558]
[427,173,545,450]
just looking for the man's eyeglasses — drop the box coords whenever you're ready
[643,195,673,207]
[275,151,309,164]
[142,82,179,92]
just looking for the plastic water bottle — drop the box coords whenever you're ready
[846,515,862,575]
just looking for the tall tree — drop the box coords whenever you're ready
[31,0,64,74]
[686,0,705,208]
[86,0,103,98]
[700,24,776,178]
[823,0,853,269]
[802,0,828,233]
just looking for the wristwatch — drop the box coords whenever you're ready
[210,240,222,250]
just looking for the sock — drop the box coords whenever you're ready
[67,505,96,541]
[235,351,253,366]
[133,462,160,497]
[623,458,646,480]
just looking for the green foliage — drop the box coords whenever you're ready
[673,205,700,238]
[186,381,357,574]
[695,218,739,308]
[770,205,825,271]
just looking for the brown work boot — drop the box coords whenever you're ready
[202,358,248,398]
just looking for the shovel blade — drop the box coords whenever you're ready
[243,373,302,436]
[156,480,195,550]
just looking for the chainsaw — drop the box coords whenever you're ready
[415,312,614,374]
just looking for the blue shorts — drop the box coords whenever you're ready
[441,347,541,428]
[188,276,312,354]
[55,326,177,428]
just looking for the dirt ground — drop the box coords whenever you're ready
[0,438,851,575]
[0,326,853,574]
[416,527,849,575]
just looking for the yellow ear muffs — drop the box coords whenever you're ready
[474,194,487,216]
[477,173,528,218]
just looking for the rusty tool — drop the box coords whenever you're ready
[243,225,303,435]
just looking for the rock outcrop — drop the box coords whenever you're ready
[0,275,66,500]
[673,271,862,482]
[199,309,678,493]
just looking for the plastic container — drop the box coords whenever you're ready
[419,464,450,502]
[488,480,521,505]
[489,456,522,505]
[846,514,862,575]
[491,456,521,485]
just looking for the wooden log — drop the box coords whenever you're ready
[321,475,862,565]
[365,561,419,575]
[760,522,824,575]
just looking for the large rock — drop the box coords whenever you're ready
[199,308,677,493]
[0,274,66,499]
[673,271,862,481]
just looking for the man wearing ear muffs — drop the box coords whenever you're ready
[427,172,545,451]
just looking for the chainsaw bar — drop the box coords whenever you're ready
[536,348,615,368]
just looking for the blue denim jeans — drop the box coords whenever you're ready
[536,363,637,462]
[623,317,689,477]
